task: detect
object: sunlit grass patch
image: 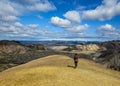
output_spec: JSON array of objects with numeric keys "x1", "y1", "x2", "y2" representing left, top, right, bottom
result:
[{"x1": 0, "y1": 55, "x2": 120, "y2": 86}]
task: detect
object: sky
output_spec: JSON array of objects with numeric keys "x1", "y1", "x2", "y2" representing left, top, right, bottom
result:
[{"x1": 0, "y1": 0, "x2": 120, "y2": 41}]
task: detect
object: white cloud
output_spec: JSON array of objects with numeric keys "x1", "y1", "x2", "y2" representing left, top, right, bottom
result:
[
  {"x1": 0, "y1": 21, "x2": 72, "y2": 40},
  {"x1": 14, "y1": 22, "x2": 23, "y2": 27},
  {"x1": 0, "y1": 0, "x2": 20, "y2": 22},
  {"x1": 64, "y1": 10, "x2": 81, "y2": 23},
  {"x1": 0, "y1": 22, "x2": 49, "y2": 40},
  {"x1": 0, "y1": 15, "x2": 19, "y2": 22},
  {"x1": 27, "y1": 24, "x2": 39, "y2": 29},
  {"x1": 10, "y1": 0, "x2": 56, "y2": 12},
  {"x1": 0, "y1": 24, "x2": 16, "y2": 32},
  {"x1": 0, "y1": 0, "x2": 20, "y2": 15},
  {"x1": 50, "y1": 15, "x2": 89, "y2": 33},
  {"x1": 0, "y1": 0, "x2": 56, "y2": 22},
  {"x1": 66, "y1": 24, "x2": 89, "y2": 32},
  {"x1": 98, "y1": 24, "x2": 115, "y2": 31},
  {"x1": 0, "y1": 0, "x2": 57, "y2": 40},
  {"x1": 24, "y1": 0, "x2": 56, "y2": 12},
  {"x1": 98, "y1": 24, "x2": 120, "y2": 37},
  {"x1": 51, "y1": 16, "x2": 71, "y2": 28},
  {"x1": 82, "y1": 0, "x2": 120, "y2": 21}
]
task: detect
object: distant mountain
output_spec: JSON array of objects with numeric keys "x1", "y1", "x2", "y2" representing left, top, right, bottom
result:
[
  {"x1": 35, "y1": 40, "x2": 100, "y2": 46},
  {"x1": 0, "y1": 40, "x2": 28, "y2": 54},
  {"x1": 0, "y1": 40, "x2": 48, "y2": 54},
  {"x1": 23, "y1": 42, "x2": 48, "y2": 51},
  {"x1": 58, "y1": 44, "x2": 101, "y2": 51},
  {"x1": 98, "y1": 40, "x2": 120, "y2": 50}
]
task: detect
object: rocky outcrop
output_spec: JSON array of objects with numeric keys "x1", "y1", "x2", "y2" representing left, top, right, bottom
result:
[
  {"x1": 76, "y1": 44, "x2": 101, "y2": 51},
  {"x1": 63, "y1": 44, "x2": 101, "y2": 51}
]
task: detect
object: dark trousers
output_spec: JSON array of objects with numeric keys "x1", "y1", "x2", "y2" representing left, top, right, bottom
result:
[{"x1": 74, "y1": 61, "x2": 78, "y2": 68}]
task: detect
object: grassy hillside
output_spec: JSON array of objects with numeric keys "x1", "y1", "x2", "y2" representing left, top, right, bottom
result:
[{"x1": 0, "y1": 55, "x2": 120, "y2": 86}]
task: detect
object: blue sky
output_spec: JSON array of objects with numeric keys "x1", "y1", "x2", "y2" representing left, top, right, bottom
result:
[{"x1": 0, "y1": 0, "x2": 120, "y2": 41}]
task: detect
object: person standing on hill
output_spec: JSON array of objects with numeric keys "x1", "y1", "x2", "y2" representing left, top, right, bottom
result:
[{"x1": 74, "y1": 54, "x2": 79, "y2": 68}]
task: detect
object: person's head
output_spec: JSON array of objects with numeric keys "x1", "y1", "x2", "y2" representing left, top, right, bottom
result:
[{"x1": 75, "y1": 53, "x2": 77, "y2": 56}]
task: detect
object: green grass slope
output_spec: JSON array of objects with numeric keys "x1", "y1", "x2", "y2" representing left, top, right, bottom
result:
[{"x1": 0, "y1": 55, "x2": 120, "y2": 86}]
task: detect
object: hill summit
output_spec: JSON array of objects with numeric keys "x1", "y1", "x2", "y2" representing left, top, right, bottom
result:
[{"x1": 0, "y1": 55, "x2": 120, "y2": 86}]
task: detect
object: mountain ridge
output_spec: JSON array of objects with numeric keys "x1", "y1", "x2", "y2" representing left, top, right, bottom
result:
[{"x1": 0, "y1": 55, "x2": 120, "y2": 86}]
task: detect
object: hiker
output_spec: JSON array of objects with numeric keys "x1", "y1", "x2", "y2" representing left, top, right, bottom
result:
[{"x1": 74, "y1": 54, "x2": 79, "y2": 68}]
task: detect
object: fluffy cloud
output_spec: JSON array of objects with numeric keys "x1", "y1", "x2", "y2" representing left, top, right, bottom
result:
[
  {"x1": 82, "y1": 0, "x2": 120, "y2": 21},
  {"x1": 0, "y1": 0, "x2": 56, "y2": 22},
  {"x1": 50, "y1": 15, "x2": 89, "y2": 33},
  {"x1": 0, "y1": 16, "x2": 19, "y2": 22},
  {"x1": 51, "y1": 16, "x2": 71, "y2": 28},
  {"x1": 0, "y1": 0, "x2": 57, "y2": 40},
  {"x1": 64, "y1": 10, "x2": 81, "y2": 23},
  {"x1": 98, "y1": 24, "x2": 115, "y2": 31},
  {"x1": 12, "y1": 0, "x2": 56, "y2": 12},
  {"x1": 50, "y1": 0, "x2": 120, "y2": 40},
  {"x1": 0, "y1": 21, "x2": 73, "y2": 40},
  {"x1": 0, "y1": 0, "x2": 20, "y2": 15},
  {"x1": 0, "y1": 0, "x2": 20, "y2": 22},
  {"x1": 27, "y1": 24, "x2": 39, "y2": 29},
  {"x1": 62, "y1": 0, "x2": 120, "y2": 22},
  {"x1": 98, "y1": 24, "x2": 120, "y2": 37},
  {"x1": 27, "y1": 1, "x2": 56, "y2": 12},
  {"x1": 14, "y1": 22, "x2": 23, "y2": 27},
  {"x1": 0, "y1": 22, "x2": 56, "y2": 40},
  {"x1": 66, "y1": 24, "x2": 89, "y2": 32}
]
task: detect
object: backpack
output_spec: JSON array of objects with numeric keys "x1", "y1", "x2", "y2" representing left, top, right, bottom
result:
[{"x1": 74, "y1": 57, "x2": 79, "y2": 62}]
